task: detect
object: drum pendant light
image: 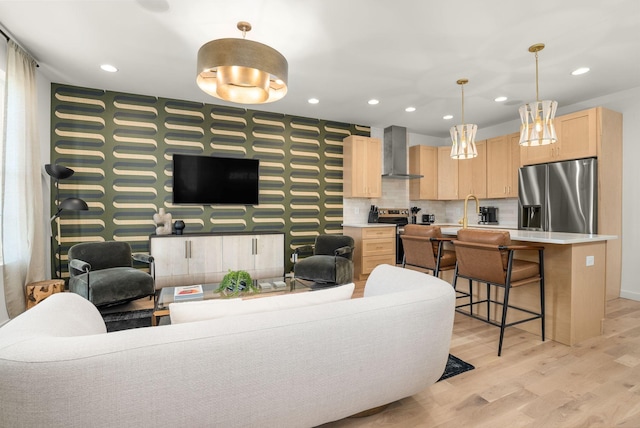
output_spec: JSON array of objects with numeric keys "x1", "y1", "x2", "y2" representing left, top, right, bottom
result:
[
  {"x1": 196, "y1": 21, "x2": 288, "y2": 104},
  {"x1": 450, "y1": 79, "x2": 478, "y2": 160},
  {"x1": 519, "y1": 43, "x2": 558, "y2": 146}
]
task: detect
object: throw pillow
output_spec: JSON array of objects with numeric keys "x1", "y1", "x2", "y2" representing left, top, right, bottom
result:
[{"x1": 169, "y1": 282, "x2": 355, "y2": 324}]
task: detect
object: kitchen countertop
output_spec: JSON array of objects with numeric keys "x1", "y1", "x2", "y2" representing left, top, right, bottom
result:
[
  {"x1": 342, "y1": 222, "x2": 617, "y2": 244},
  {"x1": 440, "y1": 226, "x2": 617, "y2": 245},
  {"x1": 342, "y1": 223, "x2": 398, "y2": 228}
]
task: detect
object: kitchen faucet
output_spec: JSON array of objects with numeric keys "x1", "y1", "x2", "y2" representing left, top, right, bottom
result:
[{"x1": 460, "y1": 194, "x2": 480, "y2": 229}]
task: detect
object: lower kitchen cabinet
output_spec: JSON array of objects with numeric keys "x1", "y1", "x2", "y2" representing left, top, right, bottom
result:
[
  {"x1": 343, "y1": 225, "x2": 396, "y2": 280},
  {"x1": 150, "y1": 233, "x2": 284, "y2": 288}
]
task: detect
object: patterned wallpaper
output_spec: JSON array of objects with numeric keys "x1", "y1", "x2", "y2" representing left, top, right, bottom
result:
[{"x1": 50, "y1": 84, "x2": 370, "y2": 277}]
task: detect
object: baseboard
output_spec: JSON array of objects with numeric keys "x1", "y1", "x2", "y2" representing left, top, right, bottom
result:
[{"x1": 619, "y1": 289, "x2": 640, "y2": 302}]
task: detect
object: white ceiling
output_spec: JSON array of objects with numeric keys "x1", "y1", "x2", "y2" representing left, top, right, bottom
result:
[{"x1": 1, "y1": 0, "x2": 639, "y2": 137}]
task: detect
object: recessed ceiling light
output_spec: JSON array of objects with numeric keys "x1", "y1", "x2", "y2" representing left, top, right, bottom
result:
[
  {"x1": 405, "y1": 107, "x2": 416, "y2": 112},
  {"x1": 308, "y1": 98, "x2": 319, "y2": 104},
  {"x1": 100, "y1": 64, "x2": 118, "y2": 73},
  {"x1": 494, "y1": 96, "x2": 508, "y2": 102},
  {"x1": 368, "y1": 99, "x2": 379, "y2": 105},
  {"x1": 443, "y1": 114, "x2": 453, "y2": 120},
  {"x1": 571, "y1": 67, "x2": 590, "y2": 76}
]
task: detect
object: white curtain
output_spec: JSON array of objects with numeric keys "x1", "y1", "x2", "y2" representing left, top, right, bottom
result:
[{"x1": 0, "y1": 40, "x2": 45, "y2": 319}]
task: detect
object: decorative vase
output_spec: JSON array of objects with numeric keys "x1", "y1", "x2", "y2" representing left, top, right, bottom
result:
[{"x1": 174, "y1": 220, "x2": 185, "y2": 235}]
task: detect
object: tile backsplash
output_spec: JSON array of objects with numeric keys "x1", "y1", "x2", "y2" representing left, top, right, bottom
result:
[
  {"x1": 343, "y1": 178, "x2": 409, "y2": 224},
  {"x1": 344, "y1": 179, "x2": 519, "y2": 228}
]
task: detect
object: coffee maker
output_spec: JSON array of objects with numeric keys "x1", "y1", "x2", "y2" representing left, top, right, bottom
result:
[{"x1": 478, "y1": 206, "x2": 498, "y2": 224}]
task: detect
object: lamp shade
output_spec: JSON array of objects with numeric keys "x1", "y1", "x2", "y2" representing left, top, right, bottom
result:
[
  {"x1": 59, "y1": 197, "x2": 89, "y2": 211},
  {"x1": 196, "y1": 22, "x2": 288, "y2": 104},
  {"x1": 519, "y1": 43, "x2": 558, "y2": 146},
  {"x1": 450, "y1": 78, "x2": 478, "y2": 160},
  {"x1": 450, "y1": 124, "x2": 478, "y2": 159},
  {"x1": 45, "y1": 164, "x2": 74, "y2": 179},
  {"x1": 519, "y1": 100, "x2": 558, "y2": 146}
]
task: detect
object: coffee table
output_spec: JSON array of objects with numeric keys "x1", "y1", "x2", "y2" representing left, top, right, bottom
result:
[{"x1": 152, "y1": 274, "x2": 308, "y2": 325}]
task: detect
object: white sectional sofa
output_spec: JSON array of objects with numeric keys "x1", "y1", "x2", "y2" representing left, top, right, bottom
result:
[{"x1": 0, "y1": 264, "x2": 455, "y2": 428}]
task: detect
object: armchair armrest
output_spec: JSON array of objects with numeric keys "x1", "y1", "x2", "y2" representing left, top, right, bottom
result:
[
  {"x1": 334, "y1": 245, "x2": 352, "y2": 257},
  {"x1": 132, "y1": 253, "x2": 154, "y2": 264},
  {"x1": 294, "y1": 245, "x2": 315, "y2": 256},
  {"x1": 69, "y1": 258, "x2": 91, "y2": 273}
]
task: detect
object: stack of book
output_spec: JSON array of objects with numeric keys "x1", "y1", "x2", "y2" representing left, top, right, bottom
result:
[{"x1": 173, "y1": 285, "x2": 204, "y2": 301}]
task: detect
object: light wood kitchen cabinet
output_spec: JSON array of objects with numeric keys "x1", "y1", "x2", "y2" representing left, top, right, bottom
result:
[
  {"x1": 457, "y1": 140, "x2": 486, "y2": 198},
  {"x1": 343, "y1": 135, "x2": 382, "y2": 198},
  {"x1": 343, "y1": 225, "x2": 396, "y2": 280},
  {"x1": 409, "y1": 145, "x2": 437, "y2": 200},
  {"x1": 486, "y1": 134, "x2": 520, "y2": 198},
  {"x1": 521, "y1": 108, "x2": 598, "y2": 165},
  {"x1": 437, "y1": 146, "x2": 458, "y2": 200}
]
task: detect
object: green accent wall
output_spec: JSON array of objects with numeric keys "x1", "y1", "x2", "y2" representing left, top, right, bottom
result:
[{"x1": 50, "y1": 83, "x2": 370, "y2": 277}]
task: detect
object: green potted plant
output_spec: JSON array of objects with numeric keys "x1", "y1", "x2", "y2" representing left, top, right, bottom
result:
[{"x1": 216, "y1": 270, "x2": 256, "y2": 296}]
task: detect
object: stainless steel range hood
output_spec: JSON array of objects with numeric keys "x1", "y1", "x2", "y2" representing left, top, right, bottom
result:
[{"x1": 382, "y1": 125, "x2": 423, "y2": 179}]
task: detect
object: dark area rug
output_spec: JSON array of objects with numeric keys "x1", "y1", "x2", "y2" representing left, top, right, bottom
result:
[
  {"x1": 438, "y1": 354, "x2": 475, "y2": 381},
  {"x1": 101, "y1": 309, "x2": 152, "y2": 332}
]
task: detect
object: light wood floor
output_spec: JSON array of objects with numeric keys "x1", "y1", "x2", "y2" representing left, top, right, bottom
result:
[{"x1": 323, "y1": 282, "x2": 640, "y2": 427}]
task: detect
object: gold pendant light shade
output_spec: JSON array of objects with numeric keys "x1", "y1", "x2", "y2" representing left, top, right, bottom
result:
[
  {"x1": 196, "y1": 22, "x2": 288, "y2": 104},
  {"x1": 450, "y1": 79, "x2": 478, "y2": 160},
  {"x1": 519, "y1": 43, "x2": 557, "y2": 146}
]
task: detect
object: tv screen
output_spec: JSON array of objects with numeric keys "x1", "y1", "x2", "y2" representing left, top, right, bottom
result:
[{"x1": 172, "y1": 154, "x2": 259, "y2": 205}]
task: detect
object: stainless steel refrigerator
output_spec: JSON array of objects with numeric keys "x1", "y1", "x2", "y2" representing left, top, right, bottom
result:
[{"x1": 518, "y1": 158, "x2": 597, "y2": 234}]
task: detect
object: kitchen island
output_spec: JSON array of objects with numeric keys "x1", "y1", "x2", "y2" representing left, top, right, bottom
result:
[{"x1": 439, "y1": 226, "x2": 617, "y2": 346}]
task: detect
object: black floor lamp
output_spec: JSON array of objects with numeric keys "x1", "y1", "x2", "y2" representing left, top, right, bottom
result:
[{"x1": 45, "y1": 164, "x2": 89, "y2": 279}]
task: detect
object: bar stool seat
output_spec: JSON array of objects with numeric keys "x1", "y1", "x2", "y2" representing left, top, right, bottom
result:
[
  {"x1": 452, "y1": 228, "x2": 545, "y2": 356},
  {"x1": 400, "y1": 225, "x2": 456, "y2": 278}
]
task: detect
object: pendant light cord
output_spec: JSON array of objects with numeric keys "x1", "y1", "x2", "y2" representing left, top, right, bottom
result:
[
  {"x1": 535, "y1": 50, "x2": 540, "y2": 102},
  {"x1": 461, "y1": 83, "x2": 465, "y2": 125}
]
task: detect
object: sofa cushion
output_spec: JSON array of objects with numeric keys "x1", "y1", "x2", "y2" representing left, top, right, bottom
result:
[
  {"x1": 69, "y1": 267, "x2": 155, "y2": 307},
  {"x1": 169, "y1": 282, "x2": 355, "y2": 324}
]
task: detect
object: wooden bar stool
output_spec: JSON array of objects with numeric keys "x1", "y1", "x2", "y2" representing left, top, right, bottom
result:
[
  {"x1": 400, "y1": 225, "x2": 456, "y2": 278},
  {"x1": 451, "y1": 229, "x2": 545, "y2": 356}
]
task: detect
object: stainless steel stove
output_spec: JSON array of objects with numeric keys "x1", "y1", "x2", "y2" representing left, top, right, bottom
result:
[{"x1": 376, "y1": 208, "x2": 410, "y2": 264}]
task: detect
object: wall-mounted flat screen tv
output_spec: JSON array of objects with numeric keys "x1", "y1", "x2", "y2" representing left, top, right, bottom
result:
[{"x1": 172, "y1": 154, "x2": 259, "y2": 205}]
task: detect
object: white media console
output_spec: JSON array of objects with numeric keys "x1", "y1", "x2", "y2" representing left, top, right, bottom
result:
[{"x1": 149, "y1": 232, "x2": 285, "y2": 288}]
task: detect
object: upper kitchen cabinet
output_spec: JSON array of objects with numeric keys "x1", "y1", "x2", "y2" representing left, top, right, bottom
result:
[
  {"x1": 457, "y1": 140, "x2": 486, "y2": 199},
  {"x1": 409, "y1": 145, "x2": 437, "y2": 200},
  {"x1": 437, "y1": 146, "x2": 459, "y2": 200},
  {"x1": 521, "y1": 108, "x2": 597, "y2": 165},
  {"x1": 343, "y1": 135, "x2": 382, "y2": 198},
  {"x1": 486, "y1": 134, "x2": 520, "y2": 198}
]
